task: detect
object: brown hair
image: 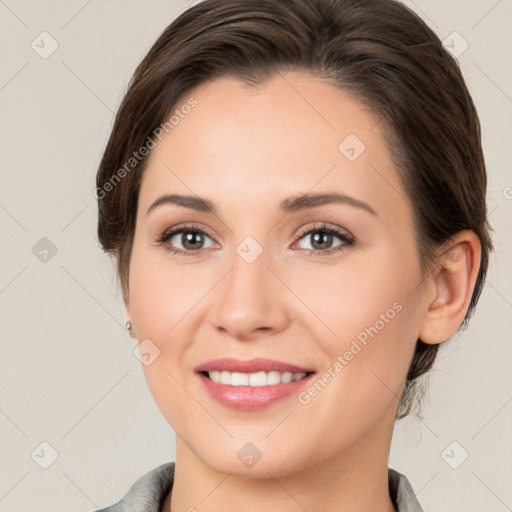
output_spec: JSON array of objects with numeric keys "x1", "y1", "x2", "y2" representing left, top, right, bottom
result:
[{"x1": 96, "y1": 0, "x2": 493, "y2": 418}]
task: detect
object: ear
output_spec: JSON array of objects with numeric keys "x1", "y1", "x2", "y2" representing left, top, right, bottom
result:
[
  {"x1": 419, "y1": 230, "x2": 482, "y2": 345},
  {"x1": 123, "y1": 291, "x2": 137, "y2": 338}
]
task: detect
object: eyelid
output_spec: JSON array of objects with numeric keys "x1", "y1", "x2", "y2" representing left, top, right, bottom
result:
[
  {"x1": 156, "y1": 221, "x2": 355, "y2": 256},
  {"x1": 294, "y1": 222, "x2": 355, "y2": 243},
  {"x1": 156, "y1": 222, "x2": 217, "y2": 244}
]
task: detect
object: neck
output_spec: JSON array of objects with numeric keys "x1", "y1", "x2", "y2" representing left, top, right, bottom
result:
[{"x1": 165, "y1": 414, "x2": 397, "y2": 512}]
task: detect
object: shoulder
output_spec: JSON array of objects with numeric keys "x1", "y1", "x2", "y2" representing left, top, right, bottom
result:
[
  {"x1": 388, "y1": 467, "x2": 424, "y2": 512},
  {"x1": 90, "y1": 461, "x2": 176, "y2": 512}
]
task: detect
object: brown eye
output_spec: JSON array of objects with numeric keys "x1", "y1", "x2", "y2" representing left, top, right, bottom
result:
[
  {"x1": 176, "y1": 230, "x2": 207, "y2": 250},
  {"x1": 157, "y1": 224, "x2": 216, "y2": 256},
  {"x1": 294, "y1": 224, "x2": 355, "y2": 255}
]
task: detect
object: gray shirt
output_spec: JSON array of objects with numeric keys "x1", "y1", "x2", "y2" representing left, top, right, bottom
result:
[{"x1": 92, "y1": 462, "x2": 424, "y2": 512}]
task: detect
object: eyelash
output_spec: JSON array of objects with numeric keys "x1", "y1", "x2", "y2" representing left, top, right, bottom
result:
[{"x1": 155, "y1": 223, "x2": 355, "y2": 257}]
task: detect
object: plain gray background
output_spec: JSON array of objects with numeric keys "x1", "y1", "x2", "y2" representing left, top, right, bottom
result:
[{"x1": 1, "y1": 0, "x2": 511, "y2": 510}]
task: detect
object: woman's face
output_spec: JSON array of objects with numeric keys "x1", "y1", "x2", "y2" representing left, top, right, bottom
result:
[{"x1": 126, "y1": 72, "x2": 430, "y2": 476}]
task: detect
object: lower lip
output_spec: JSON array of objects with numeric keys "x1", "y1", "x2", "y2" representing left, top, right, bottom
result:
[{"x1": 197, "y1": 372, "x2": 315, "y2": 411}]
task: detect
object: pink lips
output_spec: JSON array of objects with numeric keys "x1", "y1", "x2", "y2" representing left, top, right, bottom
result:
[
  {"x1": 195, "y1": 357, "x2": 316, "y2": 411},
  {"x1": 194, "y1": 357, "x2": 315, "y2": 374}
]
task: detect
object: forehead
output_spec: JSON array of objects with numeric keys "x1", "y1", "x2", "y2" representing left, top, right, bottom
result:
[{"x1": 139, "y1": 72, "x2": 409, "y2": 222}]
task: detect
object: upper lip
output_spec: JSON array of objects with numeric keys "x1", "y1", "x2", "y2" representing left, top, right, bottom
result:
[{"x1": 194, "y1": 357, "x2": 315, "y2": 374}]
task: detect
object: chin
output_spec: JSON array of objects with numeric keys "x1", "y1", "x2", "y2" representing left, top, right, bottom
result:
[{"x1": 195, "y1": 441, "x2": 307, "y2": 479}]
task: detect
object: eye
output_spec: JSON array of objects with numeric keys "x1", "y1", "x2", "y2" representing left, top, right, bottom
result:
[
  {"x1": 156, "y1": 222, "x2": 355, "y2": 257},
  {"x1": 156, "y1": 224, "x2": 217, "y2": 256},
  {"x1": 293, "y1": 223, "x2": 355, "y2": 255}
]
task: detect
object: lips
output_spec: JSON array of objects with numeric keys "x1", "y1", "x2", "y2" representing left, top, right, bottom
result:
[
  {"x1": 194, "y1": 357, "x2": 316, "y2": 411},
  {"x1": 194, "y1": 357, "x2": 315, "y2": 374}
]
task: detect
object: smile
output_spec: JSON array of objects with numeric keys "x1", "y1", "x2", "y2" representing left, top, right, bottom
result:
[{"x1": 204, "y1": 370, "x2": 311, "y2": 386}]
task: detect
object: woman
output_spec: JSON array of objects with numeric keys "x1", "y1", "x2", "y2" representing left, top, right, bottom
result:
[{"x1": 93, "y1": 0, "x2": 493, "y2": 510}]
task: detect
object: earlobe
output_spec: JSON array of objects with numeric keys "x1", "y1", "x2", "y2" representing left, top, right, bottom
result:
[
  {"x1": 419, "y1": 230, "x2": 482, "y2": 345},
  {"x1": 123, "y1": 287, "x2": 135, "y2": 338}
]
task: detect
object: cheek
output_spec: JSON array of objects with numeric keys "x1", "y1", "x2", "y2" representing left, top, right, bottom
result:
[
  {"x1": 289, "y1": 243, "x2": 420, "y2": 349},
  {"x1": 128, "y1": 242, "x2": 208, "y2": 338},
  {"x1": 127, "y1": 245, "x2": 212, "y2": 423},
  {"x1": 296, "y1": 248, "x2": 422, "y2": 405}
]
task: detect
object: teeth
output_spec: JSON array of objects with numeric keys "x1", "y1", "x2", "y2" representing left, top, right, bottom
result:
[{"x1": 207, "y1": 370, "x2": 307, "y2": 386}]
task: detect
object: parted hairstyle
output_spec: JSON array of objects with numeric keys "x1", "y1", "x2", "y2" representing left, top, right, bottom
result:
[{"x1": 96, "y1": 0, "x2": 493, "y2": 419}]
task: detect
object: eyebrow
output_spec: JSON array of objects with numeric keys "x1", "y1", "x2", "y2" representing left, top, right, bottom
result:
[{"x1": 146, "y1": 192, "x2": 377, "y2": 217}]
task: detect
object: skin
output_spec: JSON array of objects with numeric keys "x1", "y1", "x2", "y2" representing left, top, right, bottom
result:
[{"x1": 124, "y1": 72, "x2": 481, "y2": 512}]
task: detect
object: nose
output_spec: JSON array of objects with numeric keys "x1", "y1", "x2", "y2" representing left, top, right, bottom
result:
[{"x1": 210, "y1": 247, "x2": 289, "y2": 341}]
